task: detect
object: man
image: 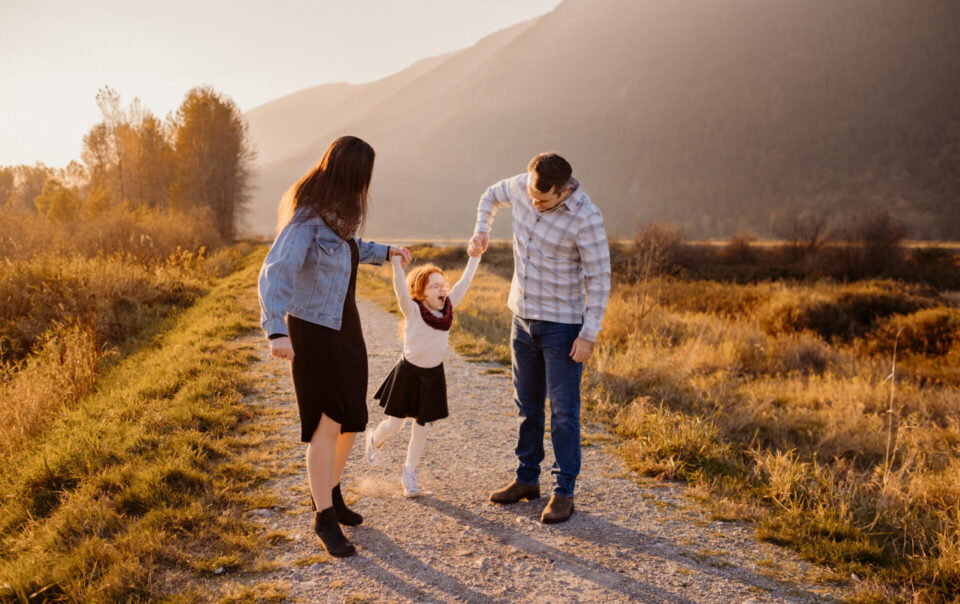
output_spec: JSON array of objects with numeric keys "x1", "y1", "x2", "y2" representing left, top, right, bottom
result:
[{"x1": 468, "y1": 152, "x2": 611, "y2": 524}]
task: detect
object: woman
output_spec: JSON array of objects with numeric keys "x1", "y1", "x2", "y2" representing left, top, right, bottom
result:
[{"x1": 258, "y1": 135, "x2": 410, "y2": 557}]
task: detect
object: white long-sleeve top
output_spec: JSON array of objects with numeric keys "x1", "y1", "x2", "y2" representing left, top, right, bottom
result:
[{"x1": 391, "y1": 255, "x2": 481, "y2": 368}]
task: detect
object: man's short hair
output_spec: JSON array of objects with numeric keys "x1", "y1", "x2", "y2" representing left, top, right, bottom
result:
[{"x1": 528, "y1": 152, "x2": 572, "y2": 194}]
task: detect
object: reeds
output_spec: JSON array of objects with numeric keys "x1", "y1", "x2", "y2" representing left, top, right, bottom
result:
[
  {"x1": 593, "y1": 273, "x2": 960, "y2": 601},
  {"x1": 361, "y1": 241, "x2": 960, "y2": 601},
  {"x1": 0, "y1": 208, "x2": 245, "y2": 458}
]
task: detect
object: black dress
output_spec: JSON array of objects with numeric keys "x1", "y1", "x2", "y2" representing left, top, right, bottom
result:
[{"x1": 288, "y1": 239, "x2": 368, "y2": 441}]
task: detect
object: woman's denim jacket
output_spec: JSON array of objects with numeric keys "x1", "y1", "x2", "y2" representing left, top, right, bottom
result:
[{"x1": 258, "y1": 208, "x2": 388, "y2": 338}]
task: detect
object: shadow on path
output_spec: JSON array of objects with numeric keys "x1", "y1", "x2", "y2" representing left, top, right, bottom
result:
[
  {"x1": 414, "y1": 496, "x2": 697, "y2": 604},
  {"x1": 417, "y1": 495, "x2": 829, "y2": 603},
  {"x1": 349, "y1": 524, "x2": 501, "y2": 604}
]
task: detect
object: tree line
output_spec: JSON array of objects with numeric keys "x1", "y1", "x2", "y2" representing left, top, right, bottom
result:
[{"x1": 0, "y1": 86, "x2": 255, "y2": 240}]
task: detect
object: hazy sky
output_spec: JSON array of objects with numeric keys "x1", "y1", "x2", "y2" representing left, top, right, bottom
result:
[{"x1": 0, "y1": 0, "x2": 562, "y2": 168}]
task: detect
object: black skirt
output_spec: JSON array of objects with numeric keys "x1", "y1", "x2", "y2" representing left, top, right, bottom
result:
[
  {"x1": 374, "y1": 357, "x2": 448, "y2": 425},
  {"x1": 287, "y1": 239, "x2": 368, "y2": 440}
]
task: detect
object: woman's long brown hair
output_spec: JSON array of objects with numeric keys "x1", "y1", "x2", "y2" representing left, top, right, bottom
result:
[{"x1": 276, "y1": 135, "x2": 375, "y2": 234}]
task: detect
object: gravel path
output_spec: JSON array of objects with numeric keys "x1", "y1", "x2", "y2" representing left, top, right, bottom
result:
[{"x1": 221, "y1": 298, "x2": 847, "y2": 603}]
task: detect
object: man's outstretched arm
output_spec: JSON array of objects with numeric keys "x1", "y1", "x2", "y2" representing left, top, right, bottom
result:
[{"x1": 471, "y1": 175, "x2": 522, "y2": 253}]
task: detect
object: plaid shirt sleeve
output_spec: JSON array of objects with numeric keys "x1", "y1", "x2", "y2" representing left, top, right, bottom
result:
[
  {"x1": 576, "y1": 210, "x2": 612, "y2": 342},
  {"x1": 475, "y1": 175, "x2": 522, "y2": 234}
]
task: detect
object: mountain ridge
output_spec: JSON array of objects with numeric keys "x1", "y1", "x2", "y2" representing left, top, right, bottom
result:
[{"x1": 245, "y1": 0, "x2": 960, "y2": 239}]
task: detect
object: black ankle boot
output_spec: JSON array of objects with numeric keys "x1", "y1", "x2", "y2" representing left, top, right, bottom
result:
[
  {"x1": 332, "y1": 483, "x2": 363, "y2": 526},
  {"x1": 313, "y1": 507, "x2": 356, "y2": 557}
]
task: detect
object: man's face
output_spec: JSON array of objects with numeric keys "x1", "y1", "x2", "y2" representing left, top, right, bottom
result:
[{"x1": 527, "y1": 171, "x2": 569, "y2": 212}]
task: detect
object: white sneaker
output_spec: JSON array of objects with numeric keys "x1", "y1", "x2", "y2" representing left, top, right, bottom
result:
[
  {"x1": 364, "y1": 429, "x2": 382, "y2": 467},
  {"x1": 401, "y1": 465, "x2": 420, "y2": 498}
]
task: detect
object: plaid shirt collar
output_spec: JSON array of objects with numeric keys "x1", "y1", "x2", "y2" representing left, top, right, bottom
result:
[{"x1": 535, "y1": 177, "x2": 582, "y2": 215}]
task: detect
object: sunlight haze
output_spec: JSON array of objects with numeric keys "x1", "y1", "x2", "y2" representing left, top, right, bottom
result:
[{"x1": 0, "y1": 0, "x2": 562, "y2": 168}]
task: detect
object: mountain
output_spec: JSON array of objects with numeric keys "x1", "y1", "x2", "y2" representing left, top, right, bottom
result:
[{"x1": 245, "y1": 0, "x2": 960, "y2": 240}]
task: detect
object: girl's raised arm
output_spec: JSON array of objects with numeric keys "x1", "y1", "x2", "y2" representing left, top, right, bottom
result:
[
  {"x1": 448, "y1": 255, "x2": 481, "y2": 308},
  {"x1": 391, "y1": 255, "x2": 419, "y2": 316}
]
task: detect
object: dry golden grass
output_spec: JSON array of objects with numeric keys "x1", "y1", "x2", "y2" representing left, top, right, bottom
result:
[
  {"x1": 0, "y1": 323, "x2": 99, "y2": 457},
  {"x1": 0, "y1": 208, "x2": 251, "y2": 459},
  {"x1": 362, "y1": 243, "x2": 960, "y2": 602},
  {"x1": 0, "y1": 246, "x2": 272, "y2": 601},
  {"x1": 0, "y1": 206, "x2": 222, "y2": 264},
  {"x1": 592, "y1": 275, "x2": 960, "y2": 602}
]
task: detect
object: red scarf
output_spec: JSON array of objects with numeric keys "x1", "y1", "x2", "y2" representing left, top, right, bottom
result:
[{"x1": 416, "y1": 298, "x2": 453, "y2": 331}]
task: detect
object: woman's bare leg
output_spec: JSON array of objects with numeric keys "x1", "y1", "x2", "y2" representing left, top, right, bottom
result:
[
  {"x1": 334, "y1": 432, "x2": 358, "y2": 484},
  {"x1": 306, "y1": 413, "x2": 340, "y2": 510}
]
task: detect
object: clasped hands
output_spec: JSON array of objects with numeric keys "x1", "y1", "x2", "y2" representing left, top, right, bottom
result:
[{"x1": 270, "y1": 237, "x2": 593, "y2": 362}]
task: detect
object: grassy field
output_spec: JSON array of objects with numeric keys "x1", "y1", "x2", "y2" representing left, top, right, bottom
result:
[
  {"x1": 359, "y1": 242, "x2": 960, "y2": 603},
  {"x1": 0, "y1": 209, "x2": 244, "y2": 458},
  {"x1": 0, "y1": 244, "x2": 285, "y2": 602},
  {"x1": 3, "y1": 228, "x2": 956, "y2": 601}
]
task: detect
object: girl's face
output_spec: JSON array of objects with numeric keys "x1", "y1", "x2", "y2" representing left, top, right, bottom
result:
[{"x1": 422, "y1": 272, "x2": 448, "y2": 311}]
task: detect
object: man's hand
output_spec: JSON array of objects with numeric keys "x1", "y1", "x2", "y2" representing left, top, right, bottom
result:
[
  {"x1": 468, "y1": 231, "x2": 489, "y2": 256},
  {"x1": 270, "y1": 336, "x2": 295, "y2": 361},
  {"x1": 569, "y1": 337, "x2": 594, "y2": 363},
  {"x1": 389, "y1": 246, "x2": 412, "y2": 267}
]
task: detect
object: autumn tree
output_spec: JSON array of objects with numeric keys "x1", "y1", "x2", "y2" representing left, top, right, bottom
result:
[
  {"x1": 81, "y1": 122, "x2": 113, "y2": 205},
  {"x1": 0, "y1": 167, "x2": 13, "y2": 207},
  {"x1": 171, "y1": 86, "x2": 255, "y2": 240},
  {"x1": 82, "y1": 89, "x2": 175, "y2": 212},
  {"x1": 83, "y1": 186, "x2": 111, "y2": 219},
  {"x1": 95, "y1": 86, "x2": 127, "y2": 204},
  {"x1": 34, "y1": 179, "x2": 82, "y2": 223},
  {"x1": 7, "y1": 164, "x2": 52, "y2": 213},
  {"x1": 134, "y1": 111, "x2": 173, "y2": 210}
]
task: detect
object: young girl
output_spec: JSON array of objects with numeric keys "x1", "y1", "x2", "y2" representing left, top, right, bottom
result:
[{"x1": 365, "y1": 247, "x2": 482, "y2": 495}]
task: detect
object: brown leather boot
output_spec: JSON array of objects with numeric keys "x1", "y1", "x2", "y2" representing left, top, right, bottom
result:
[
  {"x1": 540, "y1": 494, "x2": 574, "y2": 524},
  {"x1": 489, "y1": 480, "x2": 540, "y2": 504}
]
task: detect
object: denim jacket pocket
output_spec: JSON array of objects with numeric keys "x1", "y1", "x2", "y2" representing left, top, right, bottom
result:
[
  {"x1": 306, "y1": 235, "x2": 346, "y2": 308},
  {"x1": 315, "y1": 238, "x2": 341, "y2": 255}
]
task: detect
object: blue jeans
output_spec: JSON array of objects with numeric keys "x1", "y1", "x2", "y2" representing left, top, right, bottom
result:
[{"x1": 511, "y1": 316, "x2": 583, "y2": 497}]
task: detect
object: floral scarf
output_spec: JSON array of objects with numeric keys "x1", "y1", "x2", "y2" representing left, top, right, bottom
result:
[{"x1": 317, "y1": 205, "x2": 362, "y2": 240}]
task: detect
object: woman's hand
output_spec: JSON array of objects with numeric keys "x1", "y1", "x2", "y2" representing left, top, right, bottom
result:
[
  {"x1": 389, "y1": 246, "x2": 412, "y2": 267},
  {"x1": 270, "y1": 336, "x2": 295, "y2": 361}
]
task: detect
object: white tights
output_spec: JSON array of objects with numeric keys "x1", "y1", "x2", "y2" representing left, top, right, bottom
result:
[{"x1": 372, "y1": 417, "x2": 427, "y2": 470}]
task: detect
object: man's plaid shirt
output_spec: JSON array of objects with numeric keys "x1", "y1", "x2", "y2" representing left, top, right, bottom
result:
[{"x1": 475, "y1": 173, "x2": 611, "y2": 342}]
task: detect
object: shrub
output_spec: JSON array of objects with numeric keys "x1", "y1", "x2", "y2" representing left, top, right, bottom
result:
[
  {"x1": 759, "y1": 287, "x2": 933, "y2": 341},
  {"x1": 655, "y1": 279, "x2": 772, "y2": 317},
  {"x1": 630, "y1": 222, "x2": 685, "y2": 279},
  {"x1": 0, "y1": 254, "x2": 203, "y2": 365},
  {"x1": 734, "y1": 332, "x2": 837, "y2": 377},
  {"x1": 0, "y1": 323, "x2": 100, "y2": 457},
  {"x1": 834, "y1": 211, "x2": 908, "y2": 278},
  {"x1": 723, "y1": 230, "x2": 758, "y2": 264},
  {"x1": 0, "y1": 206, "x2": 222, "y2": 264},
  {"x1": 868, "y1": 308, "x2": 960, "y2": 357}
]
